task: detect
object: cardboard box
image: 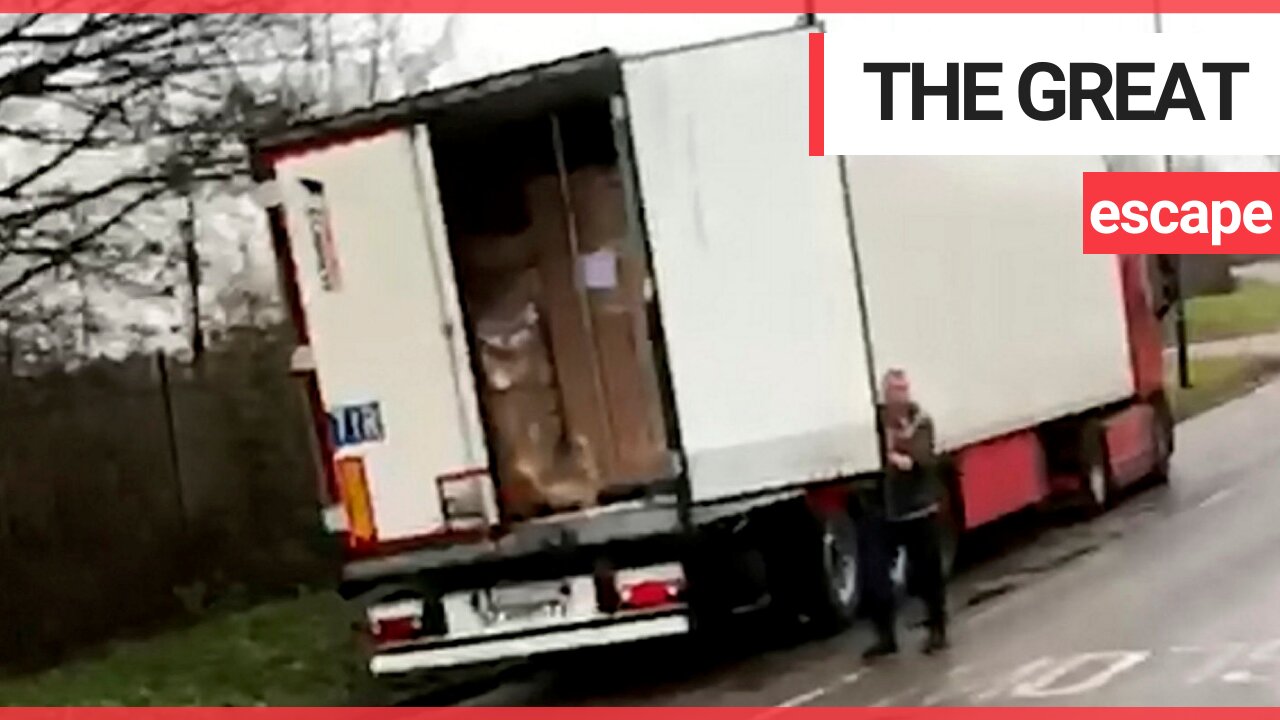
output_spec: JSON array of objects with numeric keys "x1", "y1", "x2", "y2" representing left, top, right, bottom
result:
[
  {"x1": 460, "y1": 167, "x2": 671, "y2": 517},
  {"x1": 566, "y1": 167, "x2": 671, "y2": 486},
  {"x1": 525, "y1": 175, "x2": 615, "y2": 487}
]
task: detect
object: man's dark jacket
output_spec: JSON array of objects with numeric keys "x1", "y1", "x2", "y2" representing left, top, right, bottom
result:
[{"x1": 861, "y1": 402, "x2": 942, "y2": 522}]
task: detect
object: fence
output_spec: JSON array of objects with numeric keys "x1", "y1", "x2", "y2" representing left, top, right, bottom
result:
[{"x1": 0, "y1": 327, "x2": 338, "y2": 669}]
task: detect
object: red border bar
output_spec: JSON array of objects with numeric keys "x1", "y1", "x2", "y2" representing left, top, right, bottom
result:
[
  {"x1": 809, "y1": 32, "x2": 824, "y2": 157},
  {"x1": 10, "y1": 0, "x2": 1280, "y2": 10}
]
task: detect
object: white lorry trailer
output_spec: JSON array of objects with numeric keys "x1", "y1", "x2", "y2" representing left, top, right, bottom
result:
[{"x1": 251, "y1": 26, "x2": 1175, "y2": 679}]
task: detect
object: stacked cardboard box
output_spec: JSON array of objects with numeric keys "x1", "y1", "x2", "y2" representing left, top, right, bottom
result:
[
  {"x1": 525, "y1": 176, "x2": 615, "y2": 494},
  {"x1": 458, "y1": 240, "x2": 597, "y2": 520},
  {"x1": 456, "y1": 165, "x2": 671, "y2": 520},
  {"x1": 564, "y1": 166, "x2": 671, "y2": 487}
]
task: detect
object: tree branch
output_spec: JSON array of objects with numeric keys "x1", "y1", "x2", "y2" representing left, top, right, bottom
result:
[
  {"x1": 0, "y1": 102, "x2": 118, "y2": 199},
  {"x1": 0, "y1": 183, "x2": 166, "y2": 301}
]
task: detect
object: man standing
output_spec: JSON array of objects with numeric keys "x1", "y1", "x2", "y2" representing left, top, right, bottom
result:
[{"x1": 861, "y1": 368, "x2": 949, "y2": 659}]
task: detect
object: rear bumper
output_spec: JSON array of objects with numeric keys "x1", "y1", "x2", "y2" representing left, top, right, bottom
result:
[{"x1": 369, "y1": 611, "x2": 691, "y2": 674}]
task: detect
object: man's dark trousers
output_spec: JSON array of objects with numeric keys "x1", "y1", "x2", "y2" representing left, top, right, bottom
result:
[{"x1": 860, "y1": 512, "x2": 947, "y2": 641}]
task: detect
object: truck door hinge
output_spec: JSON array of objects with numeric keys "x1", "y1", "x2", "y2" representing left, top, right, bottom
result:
[
  {"x1": 290, "y1": 345, "x2": 316, "y2": 374},
  {"x1": 610, "y1": 95, "x2": 628, "y2": 122}
]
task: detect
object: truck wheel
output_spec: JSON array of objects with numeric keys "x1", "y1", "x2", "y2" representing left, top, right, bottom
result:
[
  {"x1": 799, "y1": 509, "x2": 860, "y2": 634},
  {"x1": 1150, "y1": 395, "x2": 1174, "y2": 484},
  {"x1": 1079, "y1": 421, "x2": 1112, "y2": 513}
]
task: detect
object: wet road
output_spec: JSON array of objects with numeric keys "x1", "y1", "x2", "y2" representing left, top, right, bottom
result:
[{"x1": 457, "y1": 379, "x2": 1280, "y2": 706}]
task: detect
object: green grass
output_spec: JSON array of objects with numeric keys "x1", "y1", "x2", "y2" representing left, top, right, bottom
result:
[
  {"x1": 0, "y1": 592, "x2": 363, "y2": 706},
  {"x1": 1168, "y1": 355, "x2": 1280, "y2": 421},
  {"x1": 1186, "y1": 280, "x2": 1280, "y2": 344}
]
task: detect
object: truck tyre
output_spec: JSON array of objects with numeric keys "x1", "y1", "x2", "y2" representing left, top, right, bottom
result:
[
  {"x1": 1079, "y1": 420, "x2": 1113, "y2": 513},
  {"x1": 797, "y1": 509, "x2": 860, "y2": 634},
  {"x1": 1150, "y1": 395, "x2": 1175, "y2": 484}
]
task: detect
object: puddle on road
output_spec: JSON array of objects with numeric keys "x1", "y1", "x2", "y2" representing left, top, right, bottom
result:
[
  {"x1": 962, "y1": 543, "x2": 1102, "y2": 610},
  {"x1": 964, "y1": 582, "x2": 1016, "y2": 609},
  {"x1": 956, "y1": 486, "x2": 1172, "y2": 613}
]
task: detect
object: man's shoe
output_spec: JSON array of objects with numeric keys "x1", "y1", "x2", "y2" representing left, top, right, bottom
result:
[
  {"x1": 862, "y1": 638, "x2": 899, "y2": 660},
  {"x1": 922, "y1": 627, "x2": 949, "y2": 655}
]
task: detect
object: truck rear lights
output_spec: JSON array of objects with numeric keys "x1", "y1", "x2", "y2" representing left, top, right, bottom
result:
[
  {"x1": 367, "y1": 599, "x2": 427, "y2": 645},
  {"x1": 370, "y1": 616, "x2": 419, "y2": 644},
  {"x1": 619, "y1": 579, "x2": 683, "y2": 610},
  {"x1": 613, "y1": 563, "x2": 687, "y2": 611},
  {"x1": 336, "y1": 456, "x2": 377, "y2": 548}
]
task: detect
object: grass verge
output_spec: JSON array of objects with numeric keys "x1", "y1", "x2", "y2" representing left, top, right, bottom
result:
[
  {"x1": 0, "y1": 592, "x2": 362, "y2": 706},
  {"x1": 1186, "y1": 280, "x2": 1280, "y2": 344},
  {"x1": 1168, "y1": 354, "x2": 1280, "y2": 421}
]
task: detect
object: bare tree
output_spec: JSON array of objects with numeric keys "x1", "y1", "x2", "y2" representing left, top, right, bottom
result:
[
  {"x1": 0, "y1": 15, "x2": 298, "y2": 304},
  {"x1": 0, "y1": 13, "x2": 456, "y2": 364}
]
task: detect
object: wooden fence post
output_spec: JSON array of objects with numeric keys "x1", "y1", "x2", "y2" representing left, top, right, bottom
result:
[{"x1": 156, "y1": 351, "x2": 189, "y2": 528}]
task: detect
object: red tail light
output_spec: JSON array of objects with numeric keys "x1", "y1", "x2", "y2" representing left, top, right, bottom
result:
[
  {"x1": 367, "y1": 598, "x2": 427, "y2": 645},
  {"x1": 621, "y1": 580, "x2": 682, "y2": 610},
  {"x1": 370, "y1": 616, "x2": 419, "y2": 644}
]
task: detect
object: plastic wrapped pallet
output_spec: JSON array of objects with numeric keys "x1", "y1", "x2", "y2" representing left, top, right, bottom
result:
[{"x1": 466, "y1": 264, "x2": 598, "y2": 518}]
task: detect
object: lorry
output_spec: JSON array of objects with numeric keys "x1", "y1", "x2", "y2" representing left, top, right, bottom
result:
[{"x1": 249, "y1": 25, "x2": 1176, "y2": 681}]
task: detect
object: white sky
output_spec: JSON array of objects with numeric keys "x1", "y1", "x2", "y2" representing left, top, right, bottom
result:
[
  {"x1": 427, "y1": 11, "x2": 1280, "y2": 87},
  {"x1": 427, "y1": 14, "x2": 795, "y2": 84}
]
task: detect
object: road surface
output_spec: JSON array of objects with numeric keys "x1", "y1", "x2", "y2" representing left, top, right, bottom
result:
[
  {"x1": 450, "y1": 379, "x2": 1280, "y2": 707},
  {"x1": 1173, "y1": 332, "x2": 1280, "y2": 360}
]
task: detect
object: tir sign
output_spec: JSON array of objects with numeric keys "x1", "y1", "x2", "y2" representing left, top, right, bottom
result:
[{"x1": 330, "y1": 402, "x2": 386, "y2": 449}]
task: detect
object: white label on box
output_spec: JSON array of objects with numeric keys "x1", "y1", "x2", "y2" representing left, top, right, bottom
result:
[{"x1": 580, "y1": 249, "x2": 618, "y2": 290}]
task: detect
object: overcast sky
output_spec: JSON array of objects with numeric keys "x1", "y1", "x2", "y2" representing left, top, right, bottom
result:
[{"x1": 427, "y1": 12, "x2": 1280, "y2": 87}]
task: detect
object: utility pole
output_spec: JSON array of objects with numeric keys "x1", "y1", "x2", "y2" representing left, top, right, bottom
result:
[
  {"x1": 1154, "y1": 1, "x2": 1190, "y2": 388},
  {"x1": 180, "y1": 192, "x2": 204, "y2": 362}
]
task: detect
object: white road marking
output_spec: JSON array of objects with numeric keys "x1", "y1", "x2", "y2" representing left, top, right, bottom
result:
[
  {"x1": 921, "y1": 665, "x2": 975, "y2": 705},
  {"x1": 788, "y1": 638, "x2": 1280, "y2": 708},
  {"x1": 839, "y1": 670, "x2": 867, "y2": 685},
  {"x1": 1221, "y1": 670, "x2": 1259, "y2": 684},
  {"x1": 1247, "y1": 638, "x2": 1280, "y2": 663},
  {"x1": 1011, "y1": 650, "x2": 1151, "y2": 698},
  {"x1": 973, "y1": 657, "x2": 1058, "y2": 702},
  {"x1": 871, "y1": 685, "x2": 920, "y2": 707},
  {"x1": 776, "y1": 687, "x2": 830, "y2": 708},
  {"x1": 1195, "y1": 488, "x2": 1235, "y2": 509},
  {"x1": 1173, "y1": 642, "x2": 1248, "y2": 684},
  {"x1": 761, "y1": 669, "x2": 866, "y2": 713}
]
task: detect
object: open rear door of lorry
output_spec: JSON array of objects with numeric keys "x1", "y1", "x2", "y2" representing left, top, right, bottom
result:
[{"x1": 264, "y1": 128, "x2": 491, "y2": 548}]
